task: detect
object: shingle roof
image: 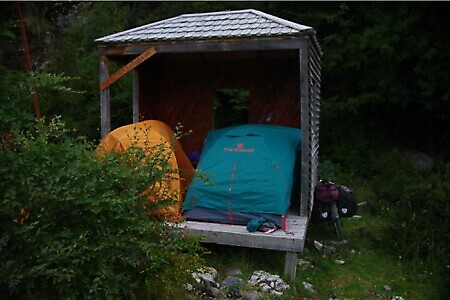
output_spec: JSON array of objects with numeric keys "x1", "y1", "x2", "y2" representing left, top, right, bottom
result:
[{"x1": 95, "y1": 9, "x2": 312, "y2": 43}]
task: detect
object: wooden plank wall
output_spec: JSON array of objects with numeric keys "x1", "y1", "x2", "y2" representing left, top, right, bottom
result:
[
  {"x1": 138, "y1": 50, "x2": 300, "y2": 155},
  {"x1": 307, "y1": 42, "x2": 322, "y2": 217}
]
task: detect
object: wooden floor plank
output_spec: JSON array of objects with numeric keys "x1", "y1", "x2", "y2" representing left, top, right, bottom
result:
[{"x1": 180, "y1": 214, "x2": 308, "y2": 252}]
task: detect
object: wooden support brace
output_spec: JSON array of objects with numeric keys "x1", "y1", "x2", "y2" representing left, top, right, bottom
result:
[
  {"x1": 100, "y1": 47, "x2": 156, "y2": 90},
  {"x1": 284, "y1": 251, "x2": 298, "y2": 281}
]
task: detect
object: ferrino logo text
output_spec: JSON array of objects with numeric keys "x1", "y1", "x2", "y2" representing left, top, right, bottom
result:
[{"x1": 223, "y1": 142, "x2": 255, "y2": 153}]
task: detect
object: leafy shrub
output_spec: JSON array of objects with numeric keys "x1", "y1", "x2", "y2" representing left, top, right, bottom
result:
[
  {"x1": 0, "y1": 119, "x2": 204, "y2": 299},
  {"x1": 319, "y1": 136, "x2": 449, "y2": 297},
  {"x1": 387, "y1": 163, "x2": 450, "y2": 264}
]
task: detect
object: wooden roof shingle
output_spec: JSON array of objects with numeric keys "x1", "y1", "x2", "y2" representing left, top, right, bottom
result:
[{"x1": 95, "y1": 9, "x2": 312, "y2": 43}]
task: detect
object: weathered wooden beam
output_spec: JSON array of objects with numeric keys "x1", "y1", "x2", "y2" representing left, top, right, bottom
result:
[
  {"x1": 284, "y1": 252, "x2": 298, "y2": 281},
  {"x1": 100, "y1": 55, "x2": 111, "y2": 138},
  {"x1": 98, "y1": 38, "x2": 309, "y2": 56},
  {"x1": 299, "y1": 46, "x2": 311, "y2": 217},
  {"x1": 100, "y1": 47, "x2": 156, "y2": 90}
]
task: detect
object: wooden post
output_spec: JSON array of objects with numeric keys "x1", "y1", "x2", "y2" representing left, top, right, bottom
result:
[
  {"x1": 100, "y1": 55, "x2": 111, "y2": 138},
  {"x1": 299, "y1": 46, "x2": 311, "y2": 217},
  {"x1": 132, "y1": 69, "x2": 139, "y2": 123},
  {"x1": 284, "y1": 252, "x2": 298, "y2": 281}
]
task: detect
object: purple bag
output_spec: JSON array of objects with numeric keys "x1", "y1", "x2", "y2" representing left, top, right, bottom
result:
[{"x1": 315, "y1": 181, "x2": 339, "y2": 203}]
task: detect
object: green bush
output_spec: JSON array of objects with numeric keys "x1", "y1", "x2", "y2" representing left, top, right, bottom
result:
[
  {"x1": 319, "y1": 141, "x2": 450, "y2": 297},
  {"x1": 387, "y1": 163, "x2": 450, "y2": 263},
  {"x1": 0, "y1": 119, "x2": 204, "y2": 299}
]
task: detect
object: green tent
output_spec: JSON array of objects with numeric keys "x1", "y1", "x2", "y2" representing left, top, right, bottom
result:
[{"x1": 183, "y1": 124, "x2": 301, "y2": 228}]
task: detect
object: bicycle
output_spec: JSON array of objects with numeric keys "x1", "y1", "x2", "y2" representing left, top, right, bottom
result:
[{"x1": 313, "y1": 179, "x2": 343, "y2": 241}]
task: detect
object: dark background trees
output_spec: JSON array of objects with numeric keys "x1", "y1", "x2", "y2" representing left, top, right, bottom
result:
[{"x1": 1, "y1": 1, "x2": 448, "y2": 159}]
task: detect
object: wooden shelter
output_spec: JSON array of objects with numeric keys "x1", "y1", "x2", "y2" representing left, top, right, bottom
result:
[{"x1": 96, "y1": 9, "x2": 321, "y2": 280}]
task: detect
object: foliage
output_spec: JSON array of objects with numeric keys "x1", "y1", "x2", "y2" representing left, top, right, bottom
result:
[
  {"x1": 0, "y1": 67, "x2": 35, "y2": 135},
  {"x1": 317, "y1": 146, "x2": 450, "y2": 298},
  {"x1": 42, "y1": 2, "x2": 136, "y2": 141},
  {"x1": 300, "y1": 213, "x2": 443, "y2": 300},
  {"x1": 213, "y1": 89, "x2": 250, "y2": 129},
  {"x1": 3, "y1": 2, "x2": 449, "y2": 155},
  {"x1": 387, "y1": 163, "x2": 450, "y2": 264},
  {"x1": 314, "y1": 2, "x2": 450, "y2": 159},
  {"x1": 0, "y1": 67, "x2": 80, "y2": 137},
  {"x1": 0, "y1": 118, "x2": 204, "y2": 299}
]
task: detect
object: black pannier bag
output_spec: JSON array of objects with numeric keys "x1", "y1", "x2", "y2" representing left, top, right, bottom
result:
[
  {"x1": 311, "y1": 200, "x2": 331, "y2": 222},
  {"x1": 337, "y1": 186, "x2": 358, "y2": 217},
  {"x1": 312, "y1": 181, "x2": 338, "y2": 222}
]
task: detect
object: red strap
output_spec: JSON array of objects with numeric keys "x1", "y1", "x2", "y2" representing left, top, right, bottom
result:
[{"x1": 228, "y1": 162, "x2": 238, "y2": 224}]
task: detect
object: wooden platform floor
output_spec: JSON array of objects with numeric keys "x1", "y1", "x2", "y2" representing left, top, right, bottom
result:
[
  {"x1": 180, "y1": 213, "x2": 308, "y2": 252},
  {"x1": 179, "y1": 212, "x2": 308, "y2": 280}
]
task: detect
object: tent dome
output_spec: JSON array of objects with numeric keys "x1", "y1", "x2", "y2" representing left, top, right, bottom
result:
[{"x1": 98, "y1": 120, "x2": 194, "y2": 222}]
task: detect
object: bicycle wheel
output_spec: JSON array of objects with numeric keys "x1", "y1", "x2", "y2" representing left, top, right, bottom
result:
[{"x1": 330, "y1": 202, "x2": 343, "y2": 241}]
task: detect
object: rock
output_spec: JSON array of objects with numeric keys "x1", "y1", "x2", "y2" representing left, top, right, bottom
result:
[
  {"x1": 222, "y1": 276, "x2": 245, "y2": 298},
  {"x1": 260, "y1": 284, "x2": 271, "y2": 293},
  {"x1": 192, "y1": 267, "x2": 218, "y2": 286},
  {"x1": 242, "y1": 291, "x2": 260, "y2": 300},
  {"x1": 222, "y1": 276, "x2": 245, "y2": 289},
  {"x1": 334, "y1": 259, "x2": 345, "y2": 265},
  {"x1": 298, "y1": 258, "x2": 310, "y2": 266},
  {"x1": 384, "y1": 285, "x2": 392, "y2": 292},
  {"x1": 402, "y1": 150, "x2": 435, "y2": 172},
  {"x1": 183, "y1": 283, "x2": 194, "y2": 292},
  {"x1": 207, "y1": 286, "x2": 225, "y2": 299},
  {"x1": 313, "y1": 240, "x2": 323, "y2": 251},
  {"x1": 270, "y1": 290, "x2": 283, "y2": 297},
  {"x1": 302, "y1": 281, "x2": 316, "y2": 294},
  {"x1": 227, "y1": 286, "x2": 242, "y2": 299}
]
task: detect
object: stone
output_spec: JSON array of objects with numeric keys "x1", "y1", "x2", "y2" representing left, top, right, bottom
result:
[
  {"x1": 192, "y1": 267, "x2": 218, "y2": 286},
  {"x1": 270, "y1": 290, "x2": 283, "y2": 297},
  {"x1": 183, "y1": 283, "x2": 194, "y2": 292},
  {"x1": 207, "y1": 286, "x2": 225, "y2": 299},
  {"x1": 221, "y1": 276, "x2": 245, "y2": 289},
  {"x1": 303, "y1": 281, "x2": 316, "y2": 294},
  {"x1": 227, "y1": 286, "x2": 242, "y2": 299},
  {"x1": 313, "y1": 240, "x2": 323, "y2": 251},
  {"x1": 260, "y1": 284, "x2": 271, "y2": 293},
  {"x1": 242, "y1": 291, "x2": 260, "y2": 300},
  {"x1": 402, "y1": 151, "x2": 435, "y2": 172}
]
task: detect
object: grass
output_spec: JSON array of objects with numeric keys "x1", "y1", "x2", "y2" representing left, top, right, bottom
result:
[{"x1": 198, "y1": 205, "x2": 444, "y2": 299}]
